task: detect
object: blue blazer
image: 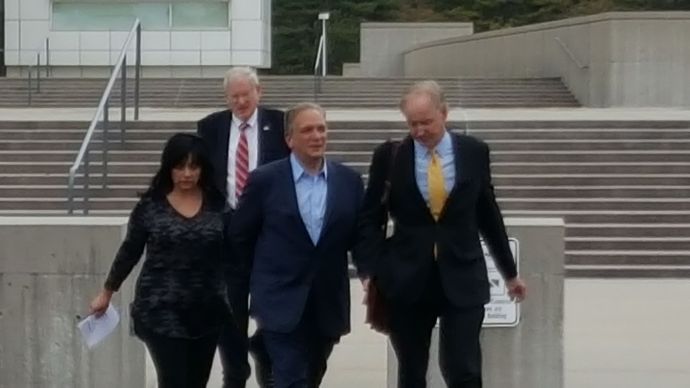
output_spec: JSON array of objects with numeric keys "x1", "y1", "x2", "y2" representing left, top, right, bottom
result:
[{"x1": 230, "y1": 157, "x2": 364, "y2": 337}]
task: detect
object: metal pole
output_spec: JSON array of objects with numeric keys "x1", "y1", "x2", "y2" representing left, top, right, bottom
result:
[
  {"x1": 83, "y1": 146, "x2": 90, "y2": 215},
  {"x1": 67, "y1": 174, "x2": 75, "y2": 215},
  {"x1": 321, "y1": 19, "x2": 327, "y2": 77},
  {"x1": 135, "y1": 23, "x2": 141, "y2": 120},
  {"x1": 36, "y1": 53, "x2": 41, "y2": 93},
  {"x1": 121, "y1": 55, "x2": 127, "y2": 144},
  {"x1": 27, "y1": 68, "x2": 32, "y2": 105},
  {"x1": 45, "y1": 38, "x2": 50, "y2": 77},
  {"x1": 103, "y1": 99, "x2": 109, "y2": 189}
]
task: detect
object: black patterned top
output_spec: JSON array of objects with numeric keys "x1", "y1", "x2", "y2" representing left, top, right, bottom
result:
[{"x1": 104, "y1": 196, "x2": 232, "y2": 339}]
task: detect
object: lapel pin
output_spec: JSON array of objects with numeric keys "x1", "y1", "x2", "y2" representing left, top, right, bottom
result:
[{"x1": 263, "y1": 125, "x2": 270, "y2": 131}]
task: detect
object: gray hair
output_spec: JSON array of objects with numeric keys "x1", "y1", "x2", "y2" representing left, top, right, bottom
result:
[
  {"x1": 399, "y1": 80, "x2": 448, "y2": 112},
  {"x1": 285, "y1": 102, "x2": 326, "y2": 136},
  {"x1": 223, "y1": 66, "x2": 260, "y2": 90}
]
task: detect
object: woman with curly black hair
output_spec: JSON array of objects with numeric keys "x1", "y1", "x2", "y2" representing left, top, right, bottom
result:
[{"x1": 89, "y1": 133, "x2": 231, "y2": 388}]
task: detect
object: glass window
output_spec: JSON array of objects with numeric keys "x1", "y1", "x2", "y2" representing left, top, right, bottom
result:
[
  {"x1": 171, "y1": 3, "x2": 229, "y2": 29},
  {"x1": 53, "y1": 3, "x2": 169, "y2": 31}
]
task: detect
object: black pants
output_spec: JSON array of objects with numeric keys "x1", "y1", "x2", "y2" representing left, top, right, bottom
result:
[
  {"x1": 138, "y1": 326, "x2": 219, "y2": 388},
  {"x1": 218, "y1": 278, "x2": 273, "y2": 388},
  {"x1": 388, "y1": 268, "x2": 485, "y2": 388}
]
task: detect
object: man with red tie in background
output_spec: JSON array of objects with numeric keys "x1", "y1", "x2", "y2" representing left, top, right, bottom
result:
[{"x1": 197, "y1": 66, "x2": 290, "y2": 388}]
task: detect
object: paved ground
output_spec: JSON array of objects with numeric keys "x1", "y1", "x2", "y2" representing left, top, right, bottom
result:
[
  {"x1": 142, "y1": 279, "x2": 690, "y2": 388},
  {"x1": 3, "y1": 107, "x2": 690, "y2": 122}
]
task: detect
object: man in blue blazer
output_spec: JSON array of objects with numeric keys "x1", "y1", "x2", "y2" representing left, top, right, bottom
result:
[
  {"x1": 197, "y1": 67, "x2": 290, "y2": 388},
  {"x1": 231, "y1": 103, "x2": 364, "y2": 388}
]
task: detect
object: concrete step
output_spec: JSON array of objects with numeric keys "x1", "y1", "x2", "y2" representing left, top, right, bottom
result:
[
  {"x1": 566, "y1": 250, "x2": 690, "y2": 266},
  {"x1": 565, "y1": 237, "x2": 690, "y2": 251},
  {"x1": 5, "y1": 128, "x2": 690, "y2": 142},
  {"x1": 499, "y1": 198, "x2": 690, "y2": 211},
  {"x1": 503, "y1": 210, "x2": 690, "y2": 223},
  {"x1": 566, "y1": 224, "x2": 690, "y2": 237},
  {"x1": 494, "y1": 186, "x2": 690, "y2": 198},
  {"x1": 3, "y1": 184, "x2": 684, "y2": 199},
  {"x1": 5, "y1": 138, "x2": 690, "y2": 152},
  {"x1": 3, "y1": 120, "x2": 686, "y2": 130},
  {"x1": 565, "y1": 265, "x2": 690, "y2": 278}
]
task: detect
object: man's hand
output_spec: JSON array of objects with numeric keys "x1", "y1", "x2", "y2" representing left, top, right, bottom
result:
[{"x1": 506, "y1": 277, "x2": 527, "y2": 302}]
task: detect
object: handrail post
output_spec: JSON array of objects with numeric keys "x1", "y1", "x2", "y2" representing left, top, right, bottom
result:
[
  {"x1": 121, "y1": 55, "x2": 127, "y2": 144},
  {"x1": 67, "y1": 173, "x2": 75, "y2": 215},
  {"x1": 135, "y1": 23, "x2": 141, "y2": 120},
  {"x1": 321, "y1": 19, "x2": 327, "y2": 77},
  {"x1": 103, "y1": 99, "x2": 109, "y2": 189},
  {"x1": 27, "y1": 68, "x2": 33, "y2": 106},
  {"x1": 83, "y1": 147, "x2": 90, "y2": 215},
  {"x1": 45, "y1": 38, "x2": 50, "y2": 77},
  {"x1": 36, "y1": 53, "x2": 41, "y2": 93}
]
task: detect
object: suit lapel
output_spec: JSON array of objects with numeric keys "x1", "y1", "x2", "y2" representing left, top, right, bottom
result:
[
  {"x1": 256, "y1": 107, "x2": 265, "y2": 164},
  {"x1": 283, "y1": 159, "x2": 315, "y2": 246},
  {"x1": 397, "y1": 137, "x2": 434, "y2": 222},
  {"x1": 439, "y1": 133, "x2": 470, "y2": 220},
  {"x1": 318, "y1": 161, "x2": 338, "y2": 244},
  {"x1": 218, "y1": 110, "x2": 232, "y2": 189}
]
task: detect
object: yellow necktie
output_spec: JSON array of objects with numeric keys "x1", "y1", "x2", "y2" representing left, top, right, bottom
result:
[{"x1": 428, "y1": 150, "x2": 448, "y2": 221}]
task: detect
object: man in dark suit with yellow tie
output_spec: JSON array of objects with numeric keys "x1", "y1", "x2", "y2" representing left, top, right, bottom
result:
[{"x1": 355, "y1": 80, "x2": 527, "y2": 388}]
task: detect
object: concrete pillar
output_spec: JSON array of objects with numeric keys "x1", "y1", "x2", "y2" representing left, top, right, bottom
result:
[
  {"x1": 387, "y1": 217, "x2": 565, "y2": 388},
  {"x1": 0, "y1": 217, "x2": 145, "y2": 388}
]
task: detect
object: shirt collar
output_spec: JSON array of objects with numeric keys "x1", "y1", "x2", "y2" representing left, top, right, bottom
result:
[
  {"x1": 232, "y1": 108, "x2": 259, "y2": 129},
  {"x1": 413, "y1": 130, "x2": 451, "y2": 156},
  {"x1": 290, "y1": 153, "x2": 328, "y2": 182}
]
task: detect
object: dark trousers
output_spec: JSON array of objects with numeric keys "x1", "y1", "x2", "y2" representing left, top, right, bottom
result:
[
  {"x1": 138, "y1": 326, "x2": 218, "y2": 388},
  {"x1": 262, "y1": 300, "x2": 338, "y2": 388},
  {"x1": 218, "y1": 278, "x2": 273, "y2": 388},
  {"x1": 388, "y1": 268, "x2": 485, "y2": 388}
]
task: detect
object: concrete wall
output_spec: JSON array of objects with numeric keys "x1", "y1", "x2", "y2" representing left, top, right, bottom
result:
[
  {"x1": 387, "y1": 218, "x2": 565, "y2": 388},
  {"x1": 342, "y1": 62, "x2": 362, "y2": 77},
  {"x1": 3, "y1": 0, "x2": 271, "y2": 77},
  {"x1": 0, "y1": 217, "x2": 145, "y2": 388},
  {"x1": 403, "y1": 12, "x2": 690, "y2": 107},
  {"x1": 359, "y1": 22, "x2": 473, "y2": 77}
]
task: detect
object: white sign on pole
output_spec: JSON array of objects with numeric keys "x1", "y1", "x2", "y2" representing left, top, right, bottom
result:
[{"x1": 482, "y1": 238, "x2": 520, "y2": 327}]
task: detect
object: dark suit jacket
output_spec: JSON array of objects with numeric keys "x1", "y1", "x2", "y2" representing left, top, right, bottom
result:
[
  {"x1": 354, "y1": 133, "x2": 518, "y2": 308},
  {"x1": 230, "y1": 158, "x2": 364, "y2": 337},
  {"x1": 196, "y1": 107, "x2": 290, "y2": 198}
]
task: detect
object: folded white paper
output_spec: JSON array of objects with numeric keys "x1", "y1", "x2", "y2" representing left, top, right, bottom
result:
[{"x1": 77, "y1": 303, "x2": 120, "y2": 349}]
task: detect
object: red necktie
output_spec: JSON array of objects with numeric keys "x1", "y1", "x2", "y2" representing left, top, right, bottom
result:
[{"x1": 235, "y1": 122, "x2": 250, "y2": 201}]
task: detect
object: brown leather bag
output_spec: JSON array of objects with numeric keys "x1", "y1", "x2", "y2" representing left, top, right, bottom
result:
[{"x1": 364, "y1": 141, "x2": 399, "y2": 334}]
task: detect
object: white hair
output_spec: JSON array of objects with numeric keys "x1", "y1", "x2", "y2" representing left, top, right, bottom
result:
[
  {"x1": 223, "y1": 66, "x2": 260, "y2": 90},
  {"x1": 399, "y1": 80, "x2": 448, "y2": 112}
]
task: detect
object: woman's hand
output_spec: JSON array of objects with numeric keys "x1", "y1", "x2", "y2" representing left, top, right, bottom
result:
[{"x1": 89, "y1": 289, "x2": 114, "y2": 317}]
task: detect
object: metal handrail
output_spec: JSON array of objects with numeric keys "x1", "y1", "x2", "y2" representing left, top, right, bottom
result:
[
  {"x1": 554, "y1": 37, "x2": 589, "y2": 70},
  {"x1": 67, "y1": 19, "x2": 142, "y2": 214},
  {"x1": 27, "y1": 37, "x2": 50, "y2": 104},
  {"x1": 312, "y1": 35, "x2": 325, "y2": 101}
]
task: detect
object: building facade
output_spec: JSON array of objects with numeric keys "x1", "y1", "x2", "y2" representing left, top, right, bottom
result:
[{"x1": 3, "y1": 0, "x2": 271, "y2": 77}]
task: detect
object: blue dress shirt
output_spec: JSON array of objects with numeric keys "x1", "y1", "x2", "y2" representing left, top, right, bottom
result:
[{"x1": 290, "y1": 153, "x2": 328, "y2": 245}]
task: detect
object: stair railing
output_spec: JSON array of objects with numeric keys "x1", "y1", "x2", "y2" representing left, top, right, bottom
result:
[
  {"x1": 67, "y1": 19, "x2": 142, "y2": 215},
  {"x1": 27, "y1": 37, "x2": 50, "y2": 105}
]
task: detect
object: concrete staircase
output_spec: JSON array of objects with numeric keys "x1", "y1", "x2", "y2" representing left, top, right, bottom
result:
[
  {"x1": 0, "y1": 119, "x2": 688, "y2": 278},
  {"x1": 0, "y1": 76, "x2": 579, "y2": 108}
]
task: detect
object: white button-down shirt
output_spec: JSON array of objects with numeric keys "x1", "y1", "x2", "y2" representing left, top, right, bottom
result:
[{"x1": 227, "y1": 109, "x2": 259, "y2": 208}]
